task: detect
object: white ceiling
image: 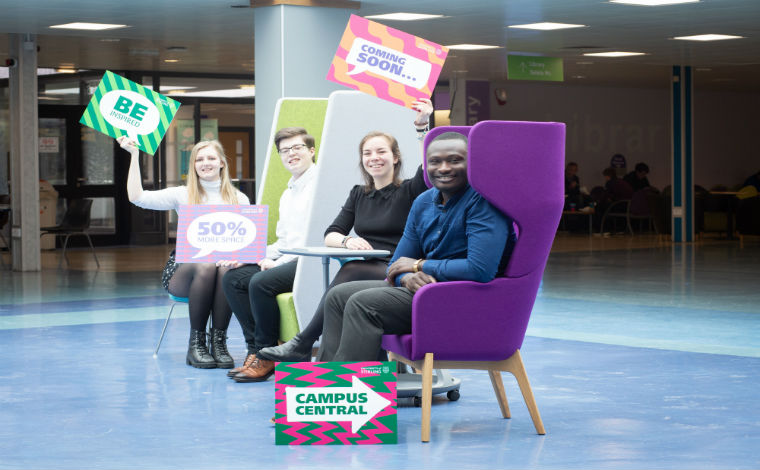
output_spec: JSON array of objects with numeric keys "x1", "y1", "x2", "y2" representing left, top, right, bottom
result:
[{"x1": 1, "y1": 0, "x2": 759, "y2": 91}]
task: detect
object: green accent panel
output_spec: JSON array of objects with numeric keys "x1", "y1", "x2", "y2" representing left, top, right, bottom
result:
[
  {"x1": 259, "y1": 99, "x2": 328, "y2": 244},
  {"x1": 276, "y1": 292, "x2": 300, "y2": 343}
]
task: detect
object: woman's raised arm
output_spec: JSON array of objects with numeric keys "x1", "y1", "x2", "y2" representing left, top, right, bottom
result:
[{"x1": 117, "y1": 136, "x2": 144, "y2": 202}]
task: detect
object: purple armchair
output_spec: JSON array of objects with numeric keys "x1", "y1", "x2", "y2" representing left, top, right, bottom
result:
[{"x1": 381, "y1": 120, "x2": 565, "y2": 442}]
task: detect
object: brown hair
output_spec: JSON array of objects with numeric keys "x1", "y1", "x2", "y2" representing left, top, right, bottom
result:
[
  {"x1": 274, "y1": 127, "x2": 316, "y2": 162},
  {"x1": 186, "y1": 140, "x2": 239, "y2": 205},
  {"x1": 358, "y1": 131, "x2": 403, "y2": 192}
]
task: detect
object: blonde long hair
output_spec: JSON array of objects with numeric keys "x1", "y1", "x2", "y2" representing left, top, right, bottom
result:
[{"x1": 185, "y1": 140, "x2": 239, "y2": 205}]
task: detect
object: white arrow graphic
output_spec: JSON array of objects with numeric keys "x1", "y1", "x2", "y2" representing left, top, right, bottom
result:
[{"x1": 285, "y1": 376, "x2": 391, "y2": 433}]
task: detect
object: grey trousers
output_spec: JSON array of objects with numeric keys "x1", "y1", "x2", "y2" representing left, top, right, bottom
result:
[{"x1": 316, "y1": 280, "x2": 415, "y2": 362}]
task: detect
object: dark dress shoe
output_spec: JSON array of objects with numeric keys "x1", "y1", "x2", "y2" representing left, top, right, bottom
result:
[
  {"x1": 228, "y1": 353, "x2": 256, "y2": 377},
  {"x1": 234, "y1": 358, "x2": 275, "y2": 382},
  {"x1": 256, "y1": 333, "x2": 313, "y2": 362}
]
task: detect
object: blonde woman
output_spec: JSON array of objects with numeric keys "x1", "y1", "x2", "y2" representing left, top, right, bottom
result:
[{"x1": 118, "y1": 137, "x2": 250, "y2": 369}]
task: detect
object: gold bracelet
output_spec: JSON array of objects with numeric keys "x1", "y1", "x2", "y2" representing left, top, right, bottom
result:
[{"x1": 412, "y1": 259, "x2": 423, "y2": 273}]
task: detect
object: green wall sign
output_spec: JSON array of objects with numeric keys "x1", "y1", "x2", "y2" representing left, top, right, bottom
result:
[{"x1": 507, "y1": 55, "x2": 564, "y2": 82}]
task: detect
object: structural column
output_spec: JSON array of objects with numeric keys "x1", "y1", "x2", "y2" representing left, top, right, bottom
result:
[
  {"x1": 671, "y1": 65, "x2": 694, "y2": 243},
  {"x1": 8, "y1": 33, "x2": 40, "y2": 271},
  {"x1": 252, "y1": 0, "x2": 357, "y2": 185}
]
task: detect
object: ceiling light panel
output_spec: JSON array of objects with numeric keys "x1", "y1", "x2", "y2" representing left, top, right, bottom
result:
[
  {"x1": 508, "y1": 22, "x2": 586, "y2": 30},
  {"x1": 364, "y1": 13, "x2": 444, "y2": 21},
  {"x1": 610, "y1": 0, "x2": 699, "y2": 5},
  {"x1": 584, "y1": 51, "x2": 647, "y2": 57},
  {"x1": 673, "y1": 34, "x2": 744, "y2": 41},
  {"x1": 49, "y1": 22, "x2": 128, "y2": 31},
  {"x1": 446, "y1": 44, "x2": 502, "y2": 50}
]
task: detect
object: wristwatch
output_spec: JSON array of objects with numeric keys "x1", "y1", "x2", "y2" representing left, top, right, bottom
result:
[{"x1": 412, "y1": 259, "x2": 423, "y2": 273}]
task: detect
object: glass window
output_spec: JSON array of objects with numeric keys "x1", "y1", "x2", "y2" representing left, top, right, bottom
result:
[
  {"x1": 0, "y1": 88, "x2": 9, "y2": 196},
  {"x1": 39, "y1": 79, "x2": 82, "y2": 105},
  {"x1": 88, "y1": 197, "x2": 115, "y2": 233},
  {"x1": 39, "y1": 118, "x2": 67, "y2": 184},
  {"x1": 81, "y1": 126, "x2": 114, "y2": 185}
]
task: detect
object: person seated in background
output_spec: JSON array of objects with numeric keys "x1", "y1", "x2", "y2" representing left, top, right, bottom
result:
[
  {"x1": 564, "y1": 161, "x2": 593, "y2": 213},
  {"x1": 624, "y1": 162, "x2": 651, "y2": 192},
  {"x1": 603, "y1": 167, "x2": 634, "y2": 201},
  {"x1": 565, "y1": 162, "x2": 580, "y2": 199},
  {"x1": 315, "y1": 132, "x2": 516, "y2": 362},
  {"x1": 591, "y1": 167, "x2": 634, "y2": 232},
  {"x1": 220, "y1": 127, "x2": 317, "y2": 382}
]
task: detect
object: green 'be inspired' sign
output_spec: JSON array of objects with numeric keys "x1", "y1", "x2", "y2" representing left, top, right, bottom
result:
[{"x1": 80, "y1": 71, "x2": 181, "y2": 155}]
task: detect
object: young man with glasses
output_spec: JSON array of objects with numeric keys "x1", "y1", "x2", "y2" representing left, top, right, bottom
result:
[{"x1": 221, "y1": 127, "x2": 316, "y2": 382}]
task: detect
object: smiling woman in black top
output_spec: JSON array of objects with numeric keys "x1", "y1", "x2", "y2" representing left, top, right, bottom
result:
[{"x1": 254, "y1": 99, "x2": 433, "y2": 363}]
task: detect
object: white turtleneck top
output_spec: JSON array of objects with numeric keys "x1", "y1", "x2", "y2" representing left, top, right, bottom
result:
[{"x1": 133, "y1": 178, "x2": 250, "y2": 213}]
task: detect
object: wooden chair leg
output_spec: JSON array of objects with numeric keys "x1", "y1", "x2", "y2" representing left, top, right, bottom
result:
[
  {"x1": 488, "y1": 370, "x2": 511, "y2": 418},
  {"x1": 421, "y1": 352, "x2": 434, "y2": 442},
  {"x1": 507, "y1": 350, "x2": 546, "y2": 435}
]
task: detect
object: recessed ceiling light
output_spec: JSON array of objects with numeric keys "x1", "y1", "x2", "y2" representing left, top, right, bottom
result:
[
  {"x1": 364, "y1": 13, "x2": 444, "y2": 21},
  {"x1": 172, "y1": 88, "x2": 256, "y2": 98},
  {"x1": 446, "y1": 44, "x2": 501, "y2": 51},
  {"x1": 150, "y1": 86, "x2": 196, "y2": 92},
  {"x1": 673, "y1": 34, "x2": 744, "y2": 41},
  {"x1": 44, "y1": 87, "x2": 79, "y2": 94},
  {"x1": 50, "y1": 22, "x2": 128, "y2": 31},
  {"x1": 56, "y1": 68, "x2": 77, "y2": 73},
  {"x1": 164, "y1": 59, "x2": 179, "y2": 63},
  {"x1": 584, "y1": 51, "x2": 647, "y2": 57},
  {"x1": 610, "y1": 0, "x2": 699, "y2": 5},
  {"x1": 508, "y1": 22, "x2": 586, "y2": 30}
]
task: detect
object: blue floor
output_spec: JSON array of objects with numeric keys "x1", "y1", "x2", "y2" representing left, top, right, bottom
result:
[{"x1": 1, "y1": 242, "x2": 759, "y2": 469}]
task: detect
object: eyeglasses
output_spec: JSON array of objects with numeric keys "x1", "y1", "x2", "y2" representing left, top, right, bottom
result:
[{"x1": 278, "y1": 143, "x2": 308, "y2": 155}]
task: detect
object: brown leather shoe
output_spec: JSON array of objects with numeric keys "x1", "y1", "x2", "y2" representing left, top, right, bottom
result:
[
  {"x1": 233, "y1": 358, "x2": 275, "y2": 383},
  {"x1": 227, "y1": 353, "x2": 256, "y2": 378}
]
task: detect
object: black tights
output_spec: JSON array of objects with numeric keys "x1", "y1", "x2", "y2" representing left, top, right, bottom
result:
[
  {"x1": 299, "y1": 259, "x2": 389, "y2": 343},
  {"x1": 168, "y1": 263, "x2": 232, "y2": 331}
]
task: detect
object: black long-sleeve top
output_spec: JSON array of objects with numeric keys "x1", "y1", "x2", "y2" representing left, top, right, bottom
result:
[{"x1": 324, "y1": 165, "x2": 427, "y2": 260}]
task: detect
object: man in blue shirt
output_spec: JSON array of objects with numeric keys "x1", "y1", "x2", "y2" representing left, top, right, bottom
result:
[{"x1": 316, "y1": 132, "x2": 515, "y2": 361}]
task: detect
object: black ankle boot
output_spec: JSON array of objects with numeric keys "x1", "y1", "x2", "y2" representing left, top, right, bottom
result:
[
  {"x1": 210, "y1": 328, "x2": 234, "y2": 369},
  {"x1": 186, "y1": 329, "x2": 217, "y2": 369},
  {"x1": 256, "y1": 333, "x2": 313, "y2": 362}
]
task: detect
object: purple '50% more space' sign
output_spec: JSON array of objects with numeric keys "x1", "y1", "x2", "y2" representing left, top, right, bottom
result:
[{"x1": 176, "y1": 205, "x2": 268, "y2": 263}]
